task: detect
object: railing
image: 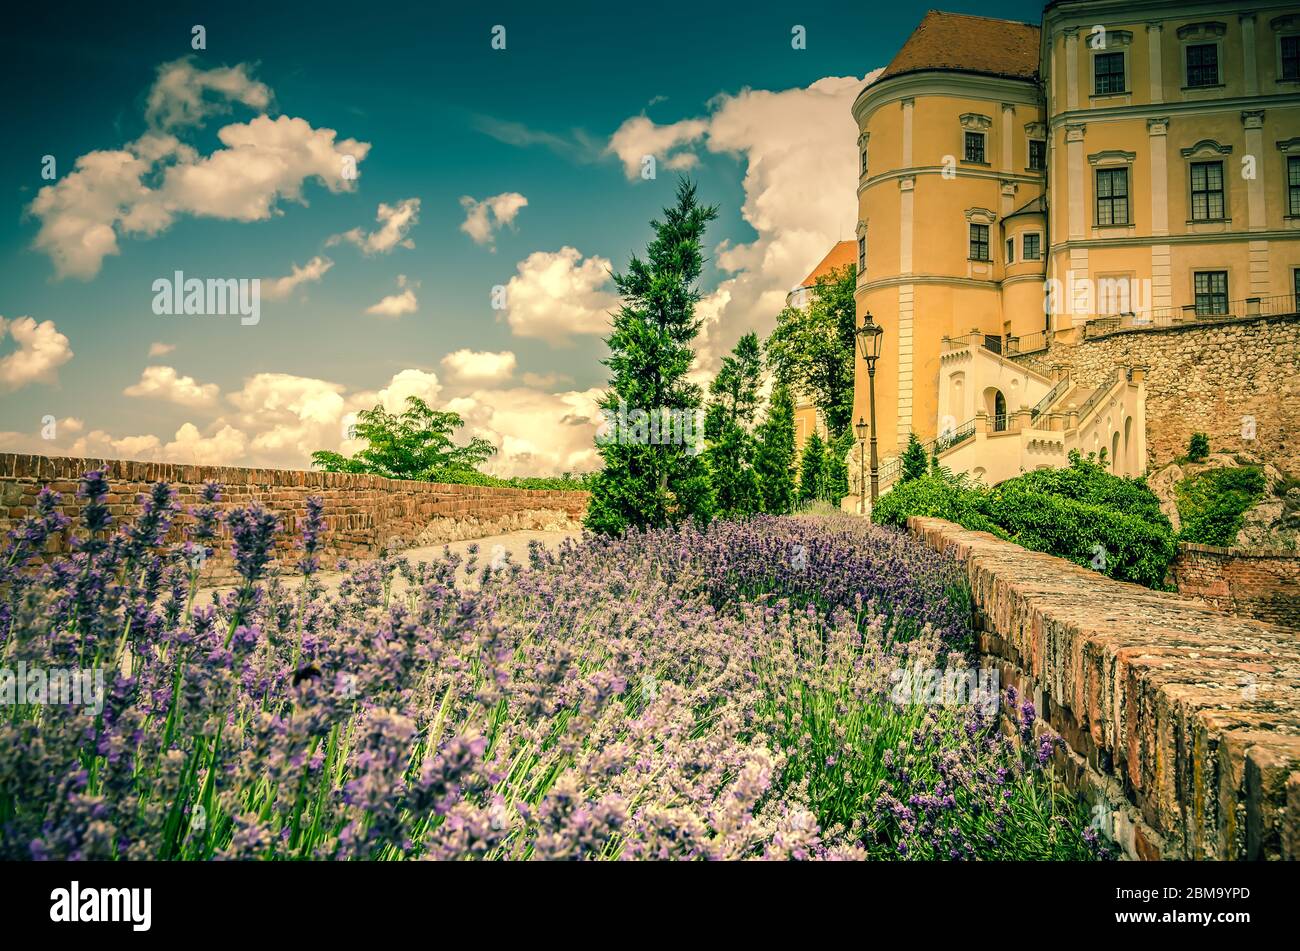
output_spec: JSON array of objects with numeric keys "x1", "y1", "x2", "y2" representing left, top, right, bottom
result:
[
  {"x1": 873, "y1": 418, "x2": 976, "y2": 491},
  {"x1": 988, "y1": 414, "x2": 1011, "y2": 434},
  {"x1": 1006, "y1": 331, "x2": 1049, "y2": 355},
  {"x1": 1081, "y1": 293, "x2": 1299, "y2": 338},
  {"x1": 941, "y1": 333, "x2": 1004, "y2": 354},
  {"x1": 1030, "y1": 373, "x2": 1070, "y2": 421},
  {"x1": 1074, "y1": 368, "x2": 1125, "y2": 423}
]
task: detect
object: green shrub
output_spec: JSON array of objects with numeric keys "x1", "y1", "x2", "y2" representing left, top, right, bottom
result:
[
  {"x1": 1005, "y1": 453, "x2": 1170, "y2": 532},
  {"x1": 1175, "y1": 466, "x2": 1266, "y2": 546},
  {"x1": 872, "y1": 474, "x2": 1008, "y2": 538},
  {"x1": 1187, "y1": 432, "x2": 1210, "y2": 462},
  {"x1": 986, "y1": 483, "x2": 1177, "y2": 588},
  {"x1": 425, "y1": 467, "x2": 595, "y2": 492}
]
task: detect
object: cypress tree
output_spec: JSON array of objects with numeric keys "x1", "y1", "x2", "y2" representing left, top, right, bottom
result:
[{"x1": 754, "y1": 385, "x2": 797, "y2": 514}]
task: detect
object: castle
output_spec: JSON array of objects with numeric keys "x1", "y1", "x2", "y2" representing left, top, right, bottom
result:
[{"x1": 844, "y1": 1, "x2": 1300, "y2": 505}]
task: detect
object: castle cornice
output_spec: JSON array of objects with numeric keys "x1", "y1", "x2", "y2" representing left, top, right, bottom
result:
[
  {"x1": 852, "y1": 70, "x2": 1041, "y2": 125},
  {"x1": 1047, "y1": 92, "x2": 1298, "y2": 129}
]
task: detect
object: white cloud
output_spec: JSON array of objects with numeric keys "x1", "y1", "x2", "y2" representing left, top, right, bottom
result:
[
  {"x1": 459, "y1": 192, "x2": 528, "y2": 247},
  {"x1": 365, "y1": 274, "x2": 419, "y2": 317},
  {"x1": 0, "y1": 316, "x2": 74, "y2": 391},
  {"x1": 503, "y1": 247, "x2": 617, "y2": 343},
  {"x1": 329, "y1": 197, "x2": 420, "y2": 254},
  {"x1": 445, "y1": 386, "x2": 605, "y2": 477},
  {"x1": 144, "y1": 58, "x2": 272, "y2": 130},
  {"x1": 148, "y1": 341, "x2": 175, "y2": 357},
  {"x1": 28, "y1": 62, "x2": 369, "y2": 280},
  {"x1": 440, "y1": 349, "x2": 516, "y2": 382},
  {"x1": 607, "y1": 71, "x2": 882, "y2": 371},
  {"x1": 606, "y1": 115, "x2": 710, "y2": 179},
  {"x1": 123, "y1": 365, "x2": 220, "y2": 408},
  {"x1": 261, "y1": 255, "x2": 334, "y2": 300}
]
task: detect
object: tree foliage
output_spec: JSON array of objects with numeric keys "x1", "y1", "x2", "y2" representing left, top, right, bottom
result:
[
  {"x1": 311, "y1": 396, "x2": 496, "y2": 481},
  {"x1": 764, "y1": 263, "x2": 858, "y2": 439},
  {"x1": 754, "y1": 385, "x2": 797, "y2": 514},
  {"x1": 798, "y1": 431, "x2": 827, "y2": 504},
  {"x1": 900, "y1": 432, "x2": 928, "y2": 483},
  {"x1": 585, "y1": 180, "x2": 718, "y2": 535},
  {"x1": 704, "y1": 333, "x2": 763, "y2": 518}
]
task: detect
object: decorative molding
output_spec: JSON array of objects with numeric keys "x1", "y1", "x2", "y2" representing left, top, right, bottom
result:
[
  {"x1": 856, "y1": 219, "x2": 867, "y2": 237},
  {"x1": 1180, "y1": 139, "x2": 1233, "y2": 158},
  {"x1": 1277, "y1": 137, "x2": 1300, "y2": 154},
  {"x1": 1000, "y1": 179, "x2": 1018, "y2": 198},
  {"x1": 964, "y1": 206, "x2": 997, "y2": 225},
  {"x1": 1025, "y1": 120, "x2": 1047, "y2": 139},
  {"x1": 898, "y1": 175, "x2": 915, "y2": 192},
  {"x1": 1176, "y1": 21, "x2": 1227, "y2": 41},
  {"x1": 858, "y1": 131, "x2": 870, "y2": 147},
  {"x1": 1065, "y1": 122, "x2": 1087, "y2": 143},
  {"x1": 959, "y1": 113, "x2": 993, "y2": 132},
  {"x1": 1147, "y1": 116, "x2": 1170, "y2": 135},
  {"x1": 1240, "y1": 110, "x2": 1265, "y2": 130},
  {"x1": 1088, "y1": 149, "x2": 1136, "y2": 166},
  {"x1": 1103, "y1": 30, "x2": 1134, "y2": 49},
  {"x1": 1145, "y1": 21, "x2": 1163, "y2": 34},
  {"x1": 1269, "y1": 14, "x2": 1298, "y2": 31}
]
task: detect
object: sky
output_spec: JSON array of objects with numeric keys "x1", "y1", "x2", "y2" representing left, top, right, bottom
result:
[{"x1": 0, "y1": 0, "x2": 1042, "y2": 476}]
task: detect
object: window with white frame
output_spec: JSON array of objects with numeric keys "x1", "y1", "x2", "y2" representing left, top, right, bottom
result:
[
  {"x1": 1006, "y1": 238, "x2": 1014, "y2": 263},
  {"x1": 1094, "y1": 52, "x2": 1125, "y2": 94},
  {"x1": 1283, "y1": 34, "x2": 1300, "y2": 80},
  {"x1": 969, "y1": 223, "x2": 990, "y2": 261},
  {"x1": 1028, "y1": 139, "x2": 1046, "y2": 171},
  {"x1": 1289, "y1": 155, "x2": 1300, "y2": 216},
  {"x1": 1096, "y1": 168, "x2": 1129, "y2": 225},
  {"x1": 1186, "y1": 43, "x2": 1219, "y2": 86},
  {"x1": 1194, "y1": 271, "x2": 1228, "y2": 315},
  {"x1": 964, "y1": 131, "x2": 986, "y2": 163},
  {"x1": 1022, "y1": 233, "x2": 1041, "y2": 260},
  {"x1": 1190, "y1": 161, "x2": 1226, "y2": 220}
]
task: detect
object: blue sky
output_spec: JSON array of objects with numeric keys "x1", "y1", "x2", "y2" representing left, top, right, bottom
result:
[{"x1": 1, "y1": 0, "x2": 1042, "y2": 475}]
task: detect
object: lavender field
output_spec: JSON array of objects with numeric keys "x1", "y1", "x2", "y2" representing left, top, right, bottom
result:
[{"x1": 0, "y1": 473, "x2": 1104, "y2": 861}]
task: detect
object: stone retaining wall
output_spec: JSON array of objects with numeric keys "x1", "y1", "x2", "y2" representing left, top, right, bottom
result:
[
  {"x1": 1017, "y1": 313, "x2": 1300, "y2": 475},
  {"x1": 908, "y1": 516, "x2": 1300, "y2": 861},
  {"x1": 1170, "y1": 542, "x2": 1300, "y2": 630},
  {"x1": 0, "y1": 453, "x2": 589, "y2": 582}
]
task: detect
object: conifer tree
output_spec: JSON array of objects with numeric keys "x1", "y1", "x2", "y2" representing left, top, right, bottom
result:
[
  {"x1": 585, "y1": 180, "x2": 718, "y2": 535},
  {"x1": 754, "y1": 385, "x2": 797, "y2": 514},
  {"x1": 798, "y1": 430, "x2": 827, "y2": 504},
  {"x1": 822, "y1": 429, "x2": 852, "y2": 504},
  {"x1": 900, "y1": 431, "x2": 928, "y2": 483},
  {"x1": 704, "y1": 333, "x2": 763, "y2": 518}
]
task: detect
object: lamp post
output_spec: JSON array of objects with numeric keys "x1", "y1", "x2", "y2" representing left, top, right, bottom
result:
[
  {"x1": 856, "y1": 312, "x2": 884, "y2": 506},
  {"x1": 854, "y1": 417, "x2": 868, "y2": 514}
]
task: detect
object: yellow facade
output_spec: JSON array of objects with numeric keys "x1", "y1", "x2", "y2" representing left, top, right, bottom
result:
[{"x1": 852, "y1": 2, "x2": 1300, "y2": 470}]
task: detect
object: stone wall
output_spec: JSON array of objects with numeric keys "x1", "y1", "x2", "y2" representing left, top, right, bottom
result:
[
  {"x1": 1022, "y1": 314, "x2": 1300, "y2": 475},
  {"x1": 1169, "y1": 542, "x2": 1300, "y2": 630},
  {"x1": 0, "y1": 453, "x2": 589, "y2": 582},
  {"x1": 908, "y1": 516, "x2": 1300, "y2": 861}
]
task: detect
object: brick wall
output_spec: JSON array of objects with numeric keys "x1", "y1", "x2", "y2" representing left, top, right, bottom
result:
[
  {"x1": 1170, "y1": 542, "x2": 1300, "y2": 630},
  {"x1": 909, "y1": 516, "x2": 1300, "y2": 861},
  {"x1": 1018, "y1": 313, "x2": 1300, "y2": 474},
  {"x1": 0, "y1": 453, "x2": 589, "y2": 582}
]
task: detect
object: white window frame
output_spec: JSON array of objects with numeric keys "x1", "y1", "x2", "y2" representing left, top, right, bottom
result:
[
  {"x1": 1021, "y1": 231, "x2": 1043, "y2": 261},
  {"x1": 1274, "y1": 15, "x2": 1300, "y2": 84},
  {"x1": 1178, "y1": 22, "x2": 1227, "y2": 91},
  {"x1": 1180, "y1": 139, "x2": 1233, "y2": 226}
]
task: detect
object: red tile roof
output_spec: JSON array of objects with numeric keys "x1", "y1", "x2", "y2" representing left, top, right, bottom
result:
[
  {"x1": 798, "y1": 240, "x2": 857, "y2": 288},
  {"x1": 879, "y1": 11, "x2": 1041, "y2": 83}
]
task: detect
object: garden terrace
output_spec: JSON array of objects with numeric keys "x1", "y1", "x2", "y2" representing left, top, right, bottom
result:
[{"x1": 908, "y1": 516, "x2": 1300, "y2": 860}]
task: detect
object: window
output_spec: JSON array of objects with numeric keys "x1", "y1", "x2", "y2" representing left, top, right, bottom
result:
[
  {"x1": 857, "y1": 235, "x2": 866, "y2": 270},
  {"x1": 964, "y1": 131, "x2": 986, "y2": 164},
  {"x1": 1294, "y1": 268, "x2": 1300, "y2": 312},
  {"x1": 1094, "y1": 52, "x2": 1126, "y2": 94},
  {"x1": 860, "y1": 147, "x2": 868, "y2": 175},
  {"x1": 1095, "y1": 168, "x2": 1129, "y2": 226},
  {"x1": 1282, "y1": 35, "x2": 1299, "y2": 80},
  {"x1": 1289, "y1": 156, "x2": 1300, "y2": 217},
  {"x1": 1186, "y1": 43, "x2": 1219, "y2": 87},
  {"x1": 1023, "y1": 233, "x2": 1041, "y2": 260},
  {"x1": 969, "y1": 223, "x2": 990, "y2": 261},
  {"x1": 1028, "y1": 139, "x2": 1046, "y2": 171},
  {"x1": 1190, "y1": 161, "x2": 1225, "y2": 220},
  {"x1": 1006, "y1": 238, "x2": 1015, "y2": 263},
  {"x1": 1194, "y1": 271, "x2": 1228, "y2": 315}
]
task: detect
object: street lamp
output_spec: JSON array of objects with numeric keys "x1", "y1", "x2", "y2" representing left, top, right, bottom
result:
[
  {"x1": 856, "y1": 312, "x2": 884, "y2": 506},
  {"x1": 854, "y1": 417, "x2": 868, "y2": 514}
]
